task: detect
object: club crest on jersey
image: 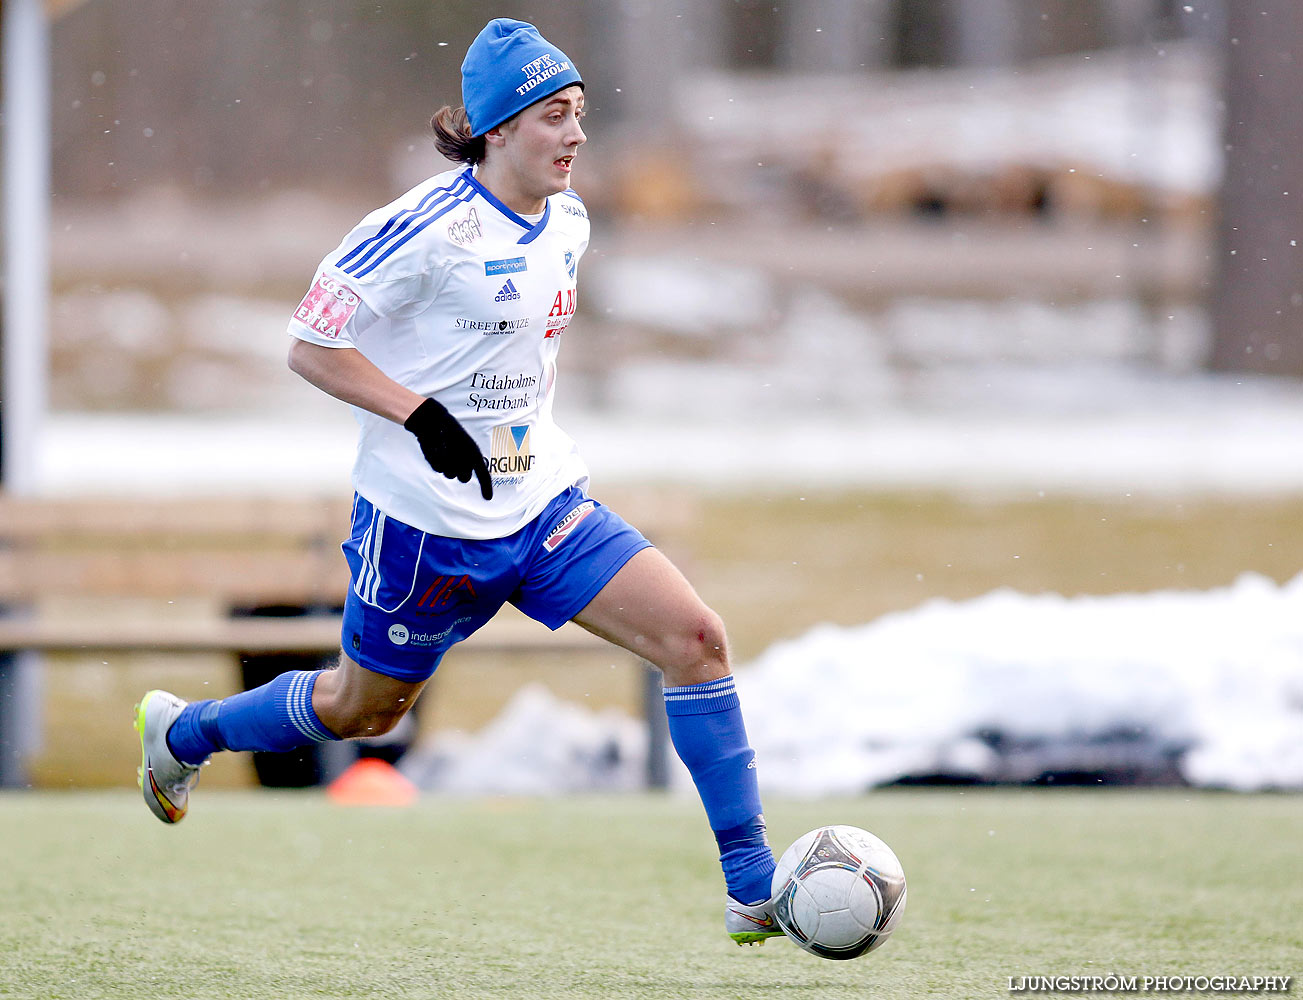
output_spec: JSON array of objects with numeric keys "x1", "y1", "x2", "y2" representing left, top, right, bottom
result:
[
  {"x1": 542, "y1": 501, "x2": 596, "y2": 552},
  {"x1": 495, "y1": 279, "x2": 522, "y2": 302},
  {"x1": 294, "y1": 273, "x2": 361, "y2": 340},
  {"x1": 490, "y1": 424, "x2": 535, "y2": 476},
  {"x1": 447, "y1": 207, "x2": 482, "y2": 247},
  {"x1": 565, "y1": 249, "x2": 576, "y2": 280}
]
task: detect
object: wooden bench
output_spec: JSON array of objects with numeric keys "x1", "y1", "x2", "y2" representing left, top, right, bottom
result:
[{"x1": 0, "y1": 493, "x2": 671, "y2": 788}]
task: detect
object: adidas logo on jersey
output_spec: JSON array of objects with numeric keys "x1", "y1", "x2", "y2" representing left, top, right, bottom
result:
[{"x1": 494, "y1": 279, "x2": 521, "y2": 302}]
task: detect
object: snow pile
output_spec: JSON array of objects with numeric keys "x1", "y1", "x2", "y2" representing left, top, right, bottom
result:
[
  {"x1": 741, "y1": 573, "x2": 1303, "y2": 793},
  {"x1": 403, "y1": 574, "x2": 1303, "y2": 794}
]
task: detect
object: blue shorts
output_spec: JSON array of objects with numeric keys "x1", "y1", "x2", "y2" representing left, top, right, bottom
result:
[{"x1": 340, "y1": 486, "x2": 651, "y2": 682}]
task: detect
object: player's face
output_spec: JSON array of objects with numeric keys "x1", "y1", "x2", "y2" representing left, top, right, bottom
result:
[{"x1": 488, "y1": 87, "x2": 586, "y2": 212}]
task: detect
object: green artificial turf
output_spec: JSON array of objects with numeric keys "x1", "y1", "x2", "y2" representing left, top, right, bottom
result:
[{"x1": 0, "y1": 790, "x2": 1298, "y2": 999}]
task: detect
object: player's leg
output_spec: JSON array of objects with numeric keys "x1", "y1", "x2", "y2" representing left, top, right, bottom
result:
[
  {"x1": 135, "y1": 665, "x2": 344, "y2": 825},
  {"x1": 138, "y1": 492, "x2": 507, "y2": 824},
  {"x1": 511, "y1": 493, "x2": 777, "y2": 930},
  {"x1": 136, "y1": 653, "x2": 425, "y2": 824},
  {"x1": 310, "y1": 653, "x2": 428, "y2": 738},
  {"x1": 569, "y1": 547, "x2": 728, "y2": 686},
  {"x1": 567, "y1": 548, "x2": 779, "y2": 938},
  {"x1": 165, "y1": 651, "x2": 425, "y2": 760}
]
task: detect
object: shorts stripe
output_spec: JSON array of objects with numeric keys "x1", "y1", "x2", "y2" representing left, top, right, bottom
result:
[
  {"x1": 352, "y1": 507, "x2": 379, "y2": 604},
  {"x1": 354, "y1": 509, "x2": 386, "y2": 607},
  {"x1": 351, "y1": 507, "x2": 424, "y2": 613},
  {"x1": 367, "y1": 513, "x2": 387, "y2": 606}
]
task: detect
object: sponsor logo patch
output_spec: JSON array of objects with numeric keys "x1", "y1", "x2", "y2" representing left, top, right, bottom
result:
[
  {"x1": 545, "y1": 287, "x2": 576, "y2": 338},
  {"x1": 485, "y1": 257, "x2": 527, "y2": 276},
  {"x1": 468, "y1": 370, "x2": 536, "y2": 413},
  {"x1": 548, "y1": 288, "x2": 576, "y2": 317},
  {"x1": 414, "y1": 575, "x2": 477, "y2": 614},
  {"x1": 490, "y1": 423, "x2": 535, "y2": 477},
  {"x1": 470, "y1": 371, "x2": 538, "y2": 392},
  {"x1": 495, "y1": 279, "x2": 522, "y2": 302},
  {"x1": 456, "y1": 317, "x2": 530, "y2": 336},
  {"x1": 543, "y1": 501, "x2": 596, "y2": 552},
  {"x1": 387, "y1": 617, "x2": 473, "y2": 648},
  {"x1": 293, "y1": 273, "x2": 361, "y2": 340},
  {"x1": 447, "y1": 207, "x2": 483, "y2": 246}
]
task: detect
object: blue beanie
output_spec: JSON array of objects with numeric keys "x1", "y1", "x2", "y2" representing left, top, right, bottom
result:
[{"x1": 461, "y1": 18, "x2": 583, "y2": 137}]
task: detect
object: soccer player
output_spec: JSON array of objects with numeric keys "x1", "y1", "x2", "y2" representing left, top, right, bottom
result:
[{"x1": 135, "y1": 17, "x2": 780, "y2": 945}]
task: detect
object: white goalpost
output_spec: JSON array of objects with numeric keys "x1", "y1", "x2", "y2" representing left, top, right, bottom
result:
[{"x1": 0, "y1": 0, "x2": 52, "y2": 787}]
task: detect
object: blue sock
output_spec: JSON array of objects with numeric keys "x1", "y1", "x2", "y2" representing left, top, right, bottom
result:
[
  {"x1": 166, "y1": 670, "x2": 339, "y2": 765},
  {"x1": 664, "y1": 675, "x2": 776, "y2": 904}
]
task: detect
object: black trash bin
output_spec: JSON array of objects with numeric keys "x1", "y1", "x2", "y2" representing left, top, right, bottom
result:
[{"x1": 233, "y1": 603, "x2": 341, "y2": 788}]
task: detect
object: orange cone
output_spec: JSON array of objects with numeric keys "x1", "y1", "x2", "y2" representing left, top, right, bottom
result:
[{"x1": 326, "y1": 758, "x2": 418, "y2": 807}]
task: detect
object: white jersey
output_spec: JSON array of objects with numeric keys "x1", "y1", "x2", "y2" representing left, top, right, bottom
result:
[{"x1": 288, "y1": 165, "x2": 591, "y2": 539}]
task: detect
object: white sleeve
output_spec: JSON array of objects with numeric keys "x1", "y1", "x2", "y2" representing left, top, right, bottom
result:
[
  {"x1": 287, "y1": 253, "x2": 442, "y2": 348},
  {"x1": 288, "y1": 266, "x2": 375, "y2": 347}
]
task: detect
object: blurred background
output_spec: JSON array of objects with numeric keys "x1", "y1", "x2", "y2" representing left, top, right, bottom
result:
[{"x1": 3, "y1": 0, "x2": 1302, "y2": 796}]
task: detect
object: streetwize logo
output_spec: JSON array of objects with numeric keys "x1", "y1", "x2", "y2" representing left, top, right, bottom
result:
[
  {"x1": 456, "y1": 317, "x2": 530, "y2": 336},
  {"x1": 495, "y1": 279, "x2": 521, "y2": 302},
  {"x1": 542, "y1": 501, "x2": 596, "y2": 552}
]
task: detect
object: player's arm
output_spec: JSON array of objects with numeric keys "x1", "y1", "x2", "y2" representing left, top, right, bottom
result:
[
  {"x1": 287, "y1": 338, "x2": 422, "y2": 424},
  {"x1": 287, "y1": 339, "x2": 492, "y2": 500}
]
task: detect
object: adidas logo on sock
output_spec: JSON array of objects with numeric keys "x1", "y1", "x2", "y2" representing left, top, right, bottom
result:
[{"x1": 494, "y1": 279, "x2": 521, "y2": 302}]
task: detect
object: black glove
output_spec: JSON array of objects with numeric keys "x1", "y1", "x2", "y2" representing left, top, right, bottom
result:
[{"x1": 403, "y1": 398, "x2": 493, "y2": 500}]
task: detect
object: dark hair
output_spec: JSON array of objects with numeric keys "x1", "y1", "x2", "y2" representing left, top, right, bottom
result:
[{"x1": 430, "y1": 105, "x2": 486, "y2": 165}]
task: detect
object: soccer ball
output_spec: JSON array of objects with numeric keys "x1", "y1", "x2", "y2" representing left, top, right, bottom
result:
[{"x1": 770, "y1": 825, "x2": 907, "y2": 960}]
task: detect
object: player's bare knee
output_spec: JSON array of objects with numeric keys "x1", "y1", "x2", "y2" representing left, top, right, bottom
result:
[
  {"x1": 659, "y1": 611, "x2": 729, "y2": 684},
  {"x1": 696, "y1": 610, "x2": 729, "y2": 662}
]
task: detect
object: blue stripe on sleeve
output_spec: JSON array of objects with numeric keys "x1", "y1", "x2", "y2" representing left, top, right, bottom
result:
[
  {"x1": 336, "y1": 171, "x2": 472, "y2": 275},
  {"x1": 348, "y1": 190, "x2": 476, "y2": 278}
]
